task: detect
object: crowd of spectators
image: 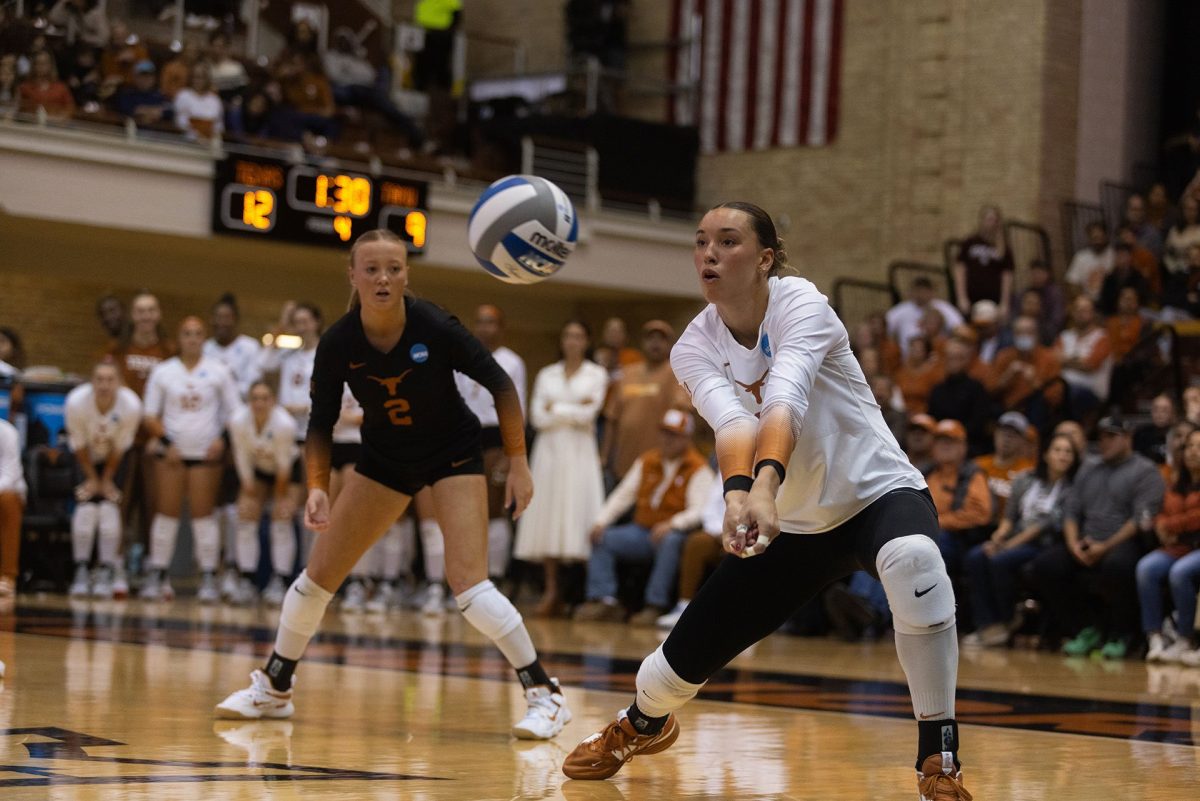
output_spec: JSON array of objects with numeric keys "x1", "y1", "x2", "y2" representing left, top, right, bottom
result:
[{"x1": 0, "y1": 3, "x2": 434, "y2": 155}]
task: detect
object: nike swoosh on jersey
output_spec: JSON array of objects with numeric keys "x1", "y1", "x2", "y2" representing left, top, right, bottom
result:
[
  {"x1": 349, "y1": 362, "x2": 366, "y2": 369},
  {"x1": 450, "y1": 457, "x2": 472, "y2": 467}
]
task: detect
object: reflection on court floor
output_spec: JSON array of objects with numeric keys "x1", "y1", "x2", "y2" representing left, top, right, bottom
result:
[{"x1": 0, "y1": 598, "x2": 1197, "y2": 799}]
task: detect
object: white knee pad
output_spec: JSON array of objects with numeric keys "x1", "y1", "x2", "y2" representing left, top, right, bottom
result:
[
  {"x1": 148, "y1": 515, "x2": 179, "y2": 570},
  {"x1": 275, "y1": 570, "x2": 335, "y2": 660},
  {"x1": 192, "y1": 516, "x2": 221, "y2": 572},
  {"x1": 270, "y1": 520, "x2": 297, "y2": 576},
  {"x1": 877, "y1": 535, "x2": 955, "y2": 635},
  {"x1": 456, "y1": 580, "x2": 522, "y2": 640},
  {"x1": 97, "y1": 501, "x2": 122, "y2": 566},
  {"x1": 72, "y1": 503, "x2": 99, "y2": 562},
  {"x1": 635, "y1": 645, "x2": 703, "y2": 718},
  {"x1": 236, "y1": 520, "x2": 260, "y2": 574}
]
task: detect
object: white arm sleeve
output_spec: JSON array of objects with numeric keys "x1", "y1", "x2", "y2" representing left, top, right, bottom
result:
[
  {"x1": 759, "y1": 290, "x2": 843, "y2": 433},
  {"x1": 670, "y1": 334, "x2": 756, "y2": 434},
  {"x1": 65, "y1": 391, "x2": 88, "y2": 453}
]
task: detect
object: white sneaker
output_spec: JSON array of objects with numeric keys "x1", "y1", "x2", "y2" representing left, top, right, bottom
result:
[
  {"x1": 511, "y1": 680, "x2": 571, "y2": 740},
  {"x1": 1147, "y1": 632, "x2": 1168, "y2": 662},
  {"x1": 366, "y1": 580, "x2": 396, "y2": 613},
  {"x1": 1178, "y1": 645, "x2": 1200, "y2": 667},
  {"x1": 197, "y1": 573, "x2": 220, "y2": 605},
  {"x1": 69, "y1": 564, "x2": 91, "y2": 598},
  {"x1": 230, "y1": 577, "x2": 259, "y2": 607},
  {"x1": 262, "y1": 575, "x2": 287, "y2": 607},
  {"x1": 91, "y1": 566, "x2": 113, "y2": 599},
  {"x1": 139, "y1": 572, "x2": 174, "y2": 602},
  {"x1": 421, "y1": 583, "x2": 446, "y2": 616},
  {"x1": 1161, "y1": 639, "x2": 1190, "y2": 663},
  {"x1": 214, "y1": 669, "x2": 295, "y2": 720},
  {"x1": 656, "y1": 600, "x2": 689, "y2": 629},
  {"x1": 219, "y1": 568, "x2": 240, "y2": 601},
  {"x1": 110, "y1": 567, "x2": 130, "y2": 600},
  {"x1": 342, "y1": 579, "x2": 367, "y2": 613}
]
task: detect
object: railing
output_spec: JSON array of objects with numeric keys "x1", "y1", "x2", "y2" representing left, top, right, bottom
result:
[
  {"x1": 831, "y1": 278, "x2": 893, "y2": 335},
  {"x1": 1060, "y1": 200, "x2": 1106, "y2": 269},
  {"x1": 520, "y1": 135, "x2": 599, "y2": 213},
  {"x1": 942, "y1": 237, "x2": 962, "y2": 299},
  {"x1": 1005, "y1": 219, "x2": 1052, "y2": 292},
  {"x1": 1099, "y1": 179, "x2": 1138, "y2": 232},
  {"x1": 886, "y1": 260, "x2": 948, "y2": 305}
]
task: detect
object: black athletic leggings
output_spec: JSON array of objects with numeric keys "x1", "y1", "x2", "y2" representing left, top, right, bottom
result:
[{"x1": 663, "y1": 487, "x2": 940, "y2": 684}]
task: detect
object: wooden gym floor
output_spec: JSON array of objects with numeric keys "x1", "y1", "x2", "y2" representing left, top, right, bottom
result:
[{"x1": 0, "y1": 596, "x2": 1196, "y2": 799}]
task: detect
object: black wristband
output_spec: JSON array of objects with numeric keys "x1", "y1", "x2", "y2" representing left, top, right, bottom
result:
[
  {"x1": 159, "y1": 436, "x2": 173, "y2": 447},
  {"x1": 723, "y1": 474, "x2": 753, "y2": 495},
  {"x1": 754, "y1": 459, "x2": 786, "y2": 482}
]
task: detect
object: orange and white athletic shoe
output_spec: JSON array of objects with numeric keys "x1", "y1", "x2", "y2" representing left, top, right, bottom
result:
[
  {"x1": 918, "y1": 751, "x2": 972, "y2": 800},
  {"x1": 561, "y1": 709, "x2": 679, "y2": 780}
]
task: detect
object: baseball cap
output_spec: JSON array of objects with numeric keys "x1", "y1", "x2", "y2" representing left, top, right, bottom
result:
[
  {"x1": 997, "y1": 411, "x2": 1031, "y2": 434},
  {"x1": 971, "y1": 299, "x2": 999, "y2": 324},
  {"x1": 1097, "y1": 415, "x2": 1134, "y2": 435},
  {"x1": 908, "y1": 413, "x2": 937, "y2": 433},
  {"x1": 134, "y1": 59, "x2": 156, "y2": 74},
  {"x1": 642, "y1": 319, "x2": 675, "y2": 338},
  {"x1": 660, "y1": 409, "x2": 695, "y2": 436},
  {"x1": 934, "y1": 419, "x2": 967, "y2": 441}
]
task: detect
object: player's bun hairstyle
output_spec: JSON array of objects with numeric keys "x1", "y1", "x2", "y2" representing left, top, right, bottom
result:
[
  {"x1": 711, "y1": 201, "x2": 797, "y2": 277},
  {"x1": 213, "y1": 292, "x2": 240, "y2": 319},
  {"x1": 347, "y1": 229, "x2": 408, "y2": 310}
]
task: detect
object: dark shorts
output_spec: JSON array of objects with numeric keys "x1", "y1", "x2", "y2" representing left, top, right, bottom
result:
[
  {"x1": 252, "y1": 467, "x2": 279, "y2": 486},
  {"x1": 219, "y1": 459, "x2": 241, "y2": 505},
  {"x1": 331, "y1": 442, "x2": 360, "y2": 471},
  {"x1": 289, "y1": 457, "x2": 305, "y2": 486},
  {"x1": 356, "y1": 442, "x2": 485, "y2": 497},
  {"x1": 663, "y1": 486, "x2": 941, "y2": 684},
  {"x1": 75, "y1": 455, "x2": 132, "y2": 502}
]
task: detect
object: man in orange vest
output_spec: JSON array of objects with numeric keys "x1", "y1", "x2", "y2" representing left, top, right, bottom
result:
[{"x1": 575, "y1": 410, "x2": 714, "y2": 625}]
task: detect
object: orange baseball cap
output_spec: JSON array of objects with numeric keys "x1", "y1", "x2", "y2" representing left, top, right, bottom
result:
[
  {"x1": 934, "y1": 419, "x2": 967, "y2": 441},
  {"x1": 909, "y1": 413, "x2": 937, "y2": 433}
]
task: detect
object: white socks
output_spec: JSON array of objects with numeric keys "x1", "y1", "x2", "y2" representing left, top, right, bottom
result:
[
  {"x1": 148, "y1": 515, "x2": 179, "y2": 571},
  {"x1": 270, "y1": 520, "x2": 296, "y2": 576},
  {"x1": 895, "y1": 626, "x2": 959, "y2": 722}
]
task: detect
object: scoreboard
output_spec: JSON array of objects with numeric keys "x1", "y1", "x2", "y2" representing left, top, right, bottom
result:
[{"x1": 211, "y1": 155, "x2": 429, "y2": 253}]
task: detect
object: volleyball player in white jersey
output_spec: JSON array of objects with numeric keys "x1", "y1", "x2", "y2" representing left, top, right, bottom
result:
[
  {"x1": 261, "y1": 303, "x2": 321, "y2": 564},
  {"x1": 65, "y1": 362, "x2": 142, "y2": 599},
  {"x1": 141, "y1": 317, "x2": 241, "y2": 602},
  {"x1": 453, "y1": 304, "x2": 527, "y2": 584},
  {"x1": 204, "y1": 293, "x2": 263, "y2": 598},
  {"x1": 227, "y1": 381, "x2": 298, "y2": 606},
  {"x1": 563, "y1": 203, "x2": 969, "y2": 801}
]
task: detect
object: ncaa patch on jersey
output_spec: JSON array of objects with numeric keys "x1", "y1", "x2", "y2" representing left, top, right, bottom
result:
[
  {"x1": 760, "y1": 333, "x2": 772, "y2": 358},
  {"x1": 410, "y1": 344, "x2": 429, "y2": 364}
]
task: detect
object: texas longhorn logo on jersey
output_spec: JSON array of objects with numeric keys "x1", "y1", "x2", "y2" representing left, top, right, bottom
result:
[
  {"x1": 734, "y1": 368, "x2": 770, "y2": 405},
  {"x1": 367, "y1": 370, "x2": 415, "y2": 426}
]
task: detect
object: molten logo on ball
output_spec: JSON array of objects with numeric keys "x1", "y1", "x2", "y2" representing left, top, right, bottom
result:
[{"x1": 467, "y1": 175, "x2": 579, "y2": 285}]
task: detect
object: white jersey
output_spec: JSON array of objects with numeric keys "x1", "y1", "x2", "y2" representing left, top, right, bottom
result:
[
  {"x1": 454, "y1": 345, "x2": 527, "y2": 428},
  {"x1": 229, "y1": 405, "x2": 297, "y2": 482},
  {"x1": 144, "y1": 356, "x2": 240, "y2": 460},
  {"x1": 263, "y1": 347, "x2": 317, "y2": 440},
  {"x1": 0, "y1": 418, "x2": 26, "y2": 500},
  {"x1": 671, "y1": 276, "x2": 924, "y2": 534},
  {"x1": 204, "y1": 335, "x2": 263, "y2": 398},
  {"x1": 332, "y1": 385, "x2": 363, "y2": 444},
  {"x1": 64, "y1": 384, "x2": 142, "y2": 462}
]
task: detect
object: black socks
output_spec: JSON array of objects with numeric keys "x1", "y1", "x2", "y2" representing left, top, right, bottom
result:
[
  {"x1": 264, "y1": 651, "x2": 298, "y2": 692},
  {"x1": 917, "y1": 718, "x2": 959, "y2": 771},
  {"x1": 625, "y1": 701, "x2": 669, "y2": 736}
]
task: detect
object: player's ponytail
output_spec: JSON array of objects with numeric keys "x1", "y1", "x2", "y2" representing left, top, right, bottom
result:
[{"x1": 712, "y1": 201, "x2": 799, "y2": 277}]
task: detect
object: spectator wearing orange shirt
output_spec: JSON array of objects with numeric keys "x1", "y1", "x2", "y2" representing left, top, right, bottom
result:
[
  {"x1": 974, "y1": 411, "x2": 1037, "y2": 521},
  {"x1": 986, "y1": 315, "x2": 1062, "y2": 414},
  {"x1": 926, "y1": 419, "x2": 994, "y2": 578},
  {"x1": 1117, "y1": 223, "x2": 1162, "y2": 302},
  {"x1": 892, "y1": 336, "x2": 943, "y2": 415},
  {"x1": 854, "y1": 312, "x2": 901, "y2": 376},
  {"x1": 1106, "y1": 286, "x2": 1144, "y2": 361},
  {"x1": 594, "y1": 317, "x2": 644, "y2": 380},
  {"x1": 18, "y1": 50, "x2": 76, "y2": 118},
  {"x1": 275, "y1": 51, "x2": 338, "y2": 141}
]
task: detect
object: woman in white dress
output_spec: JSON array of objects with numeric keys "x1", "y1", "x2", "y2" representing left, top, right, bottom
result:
[{"x1": 515, "y1": 320, "x2": 608, "y2": 617}]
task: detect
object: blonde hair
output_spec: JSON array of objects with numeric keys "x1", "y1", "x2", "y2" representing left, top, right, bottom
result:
[{"x1": 347, "y1": 228, "x2": 407, "y2": 310}]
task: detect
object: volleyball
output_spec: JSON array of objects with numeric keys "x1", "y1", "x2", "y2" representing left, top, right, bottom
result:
[{"x1": 467, "y1": 175, "x2": 578, "y2": 284}]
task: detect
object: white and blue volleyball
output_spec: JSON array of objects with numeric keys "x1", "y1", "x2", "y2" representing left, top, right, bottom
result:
[{"x1": 467, "y1": 175, "x2": 578, "y2": 284}]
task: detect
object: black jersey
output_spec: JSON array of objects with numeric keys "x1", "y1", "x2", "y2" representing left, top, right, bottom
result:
[{"x1": 308, "y1": 298, "x2": 518, "y2": 473}]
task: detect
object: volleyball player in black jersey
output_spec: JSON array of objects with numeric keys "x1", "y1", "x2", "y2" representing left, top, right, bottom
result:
[{"x1": 216, "y1": 229, "x2": 572, "y2": 739}]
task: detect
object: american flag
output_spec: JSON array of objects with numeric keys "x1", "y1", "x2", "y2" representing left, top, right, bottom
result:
[{"x1": 669, "y1": 0, "x2": 845, "y2": 154}]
